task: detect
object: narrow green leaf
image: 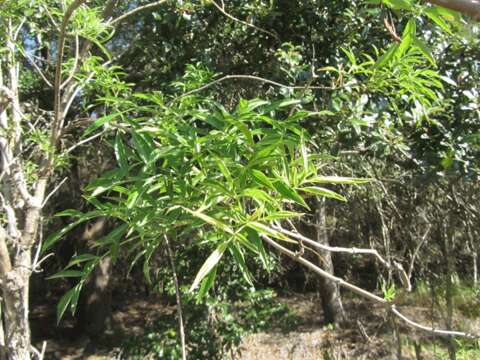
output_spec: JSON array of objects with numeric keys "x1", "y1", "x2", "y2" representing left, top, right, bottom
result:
[
  {"x1": 114, "y1": 133, "x2": 129, "y2": 169},
  {"x1": 375, "y1": 43, "x2": 399, "y2": 69},
  {"x1": 251, "y1": 169, "x2": 276, "y2": 191},
  {"x1": 47, "y1": 270, "x2": 84, "y2": 280},
  {"x1": 247, "y1": 222, "x2": 296, "y2": 243},
  {"x1": 197, "y1": 266, "x2": 217, "y2": 299},
  {"x1": 424, "y1": 7, "x2": 453, "y2": 34},
  {"x1": 300, "y1": 186, "x2": 347, "y2": 202},
  {"x1": 190, "y1": 243, "x2": 228, "y2": 292},
  {"x1": 383, "y1": 0, "x2": 412, "y2": 10},
  {"x1": 412, "y1": 38, "x2": 436, "y2": 66},
  {"x1": 56, "y1": 287, "x2": 76, "y2": 324},
  {"x1": 65, "y1": 254, "x2": 99, "y2": 269},
  {"x1": 273, "y1": 178, "x2": 309, "y2": 208},
  {"x1": 229, "y1": 243, "x2": 253, "y2": 286},
  {"x1": 83, "y1": 112, "x2": 123, "y2": 137},
  {"x1": 310, "y1": 176, "x2": 370, "y2": 184},
  {"x1": 183, "y1": 208, "x2": 235, "y2": 235},
  {"x1": 242, "y1": 188, "x2": 275, "y2": 205},
  {"x1": 397, "y1": 19, "x2": 416, "y2": 57},
  {"x1": 42, "y1": 211, "x2": 102, "y2": 253}
]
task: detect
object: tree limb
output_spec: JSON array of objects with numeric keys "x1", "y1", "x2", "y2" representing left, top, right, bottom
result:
[
  {"x1": 210, "y1": 0, "x2": 279, "y2": 40},
  {"x1": 109, "y1": 0, "x2": 168, "y2": 26},
  {"x1": 260, "y1": 234, "x2": 477, "y2": 339},
  {"x1": 51, "y1": 0, "x2": 88, "y2": 153},
  {"x1": 171, "y1": 74, "x2": 339, "y2": 103}
]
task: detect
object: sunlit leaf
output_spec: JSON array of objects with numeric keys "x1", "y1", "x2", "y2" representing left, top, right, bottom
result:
[{"x1": 190, "y1": 243, "x2": 228, "y2": 292}]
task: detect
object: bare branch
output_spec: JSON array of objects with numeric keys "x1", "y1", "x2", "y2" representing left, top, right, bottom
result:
[
  {"x1": 109, "y1": 0, "x2": 168, "y2": 26},
  {"x1": 19, "y1": 49, "x2": 53, "y2": 88},
  {"x1": 272, "y1": 224, "x2": 390, "y2": 267},
  {"x1": 172, "y1": 74, "x2": 339, "y2": 103},
  {"x1": 13, "y1": 18, "x2": 26, "y2": 41},
  {"x1": 261, "y1": 234, "x2": 387, "y2": 304},
  {"x1": 64, "y1": 130, "x2": 105, "y2": 155},
  {"x1": 42, "y1": 4, "x2": 59, "y2": 30},
  {"x1": 165, "y1": 235, "x2": 187, "y2": 360},
  {"x1": 391, "y1": 306, "x2": 476, "y2": 338},
  {"x1": 408, "y1": 225, "x2": 431, "y2": 281},
  {"x1": 261, "y1": 234, "x2": 477, "y2": 339},
  {"x1": 42, "y1": 177, "x2": 68, "y2": 207},
  {"x1": 210, "y1": 0, "x2": 279, "y2": 40}
]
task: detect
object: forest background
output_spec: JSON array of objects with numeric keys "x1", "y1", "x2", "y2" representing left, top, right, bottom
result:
[{"x1": 0, "y1": 0, "x2": 480, "y2": 359}]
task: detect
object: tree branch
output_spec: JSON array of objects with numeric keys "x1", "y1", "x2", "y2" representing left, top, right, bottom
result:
[
  {"x1": 260, "y1": 234, "x2": 477, "y2": 339},
  {"x1": 171, "y1": 74, "x2": 339, "y2": 103},
  {"x1": 164, "y1": 235, "x2": 187, "y2": 360},
  {"x1": 210, "y1": 0, "x2": 279, "y2": 40},
  {"x1": 51, "y1": 0, "x2": 88, "y2": 154},
  {"x1": 272, "y1": 224, "x2": 390, "y2": 267},
  {"x1": 60, "y1": 35, "x2": 79, "y2": 90},
  {"x1": 109, "y1": 0, "x2": 168, "y2": 26}
]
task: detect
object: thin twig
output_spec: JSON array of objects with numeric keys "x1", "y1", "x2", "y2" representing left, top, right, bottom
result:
[
  {"x1": 42, "y1": 177, "x2": 68, "y2": 207},
  {"x1": 65, "y1": 131, "x2": 105, "y2": 154},
  {"x1": 210, "y1": 0, "x2": 279, "y2": 40},
  {"x1": 408, "y1": 225, "x2": 431, "y2": 282},
  {"x1": 13, "y1": 18, "x2": 26, "y2": 41},
  {"x1": 20, "y1": 50, "x2": 53, "y2": 88},
  {"x1": 110, "y1": 0, "x2": 168, "y2": 25},
  {"x1": 42, "y1": 4, "x2": 59, "y2": 30},
  {"x1": 164, "y1": 234, "x2": 187, "y2": 360}
]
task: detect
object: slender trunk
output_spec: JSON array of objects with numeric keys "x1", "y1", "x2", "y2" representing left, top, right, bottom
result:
[
  {"x1": 443, "y1": 222, "x2": 456, "y2": 360},
  {"x1": 165, "y1": 235, "x2": 187, "y2": 360},
  {"x1": 391, "y1": 313, "x2": 402, "y2": 360},
  {"x1": 474, "y1": 251, "x2": 478, "y2": 287},
  {"x1": 315, "y1": 198, "x2": 346, "y2": 325}
]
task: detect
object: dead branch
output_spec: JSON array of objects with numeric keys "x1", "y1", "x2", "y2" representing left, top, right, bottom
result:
[{"x1": 261, "y1": 234, "x2": 477, "y2": 339}]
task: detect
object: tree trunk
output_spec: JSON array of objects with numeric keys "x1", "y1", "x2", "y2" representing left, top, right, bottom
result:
[
  {"x1": 78, "y1": 256, "x2": 113, "y2": 338},
  {"x1": 443, "y1": 220, "x2": 456, "y2": 360},
  {"x1": 76, "y1": 218, "x2": 113, "y2": 339},
  {"x1": 2, "y1": 250, "x2": 32, "y2": 360},
  {"x1": 315, "y1": 198, "x2": 346, "y2": 326},
  {"x1": 474, "y1": 251, "x2": 478, "y2": 287}
]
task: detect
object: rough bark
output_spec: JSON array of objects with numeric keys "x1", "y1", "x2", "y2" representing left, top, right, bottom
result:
[
  {"x1": 2, "y1": 250, "x2": 32, "y2": 360},
  {"x1": 314, "y1": 198, "x2": 346, "y2": 326}
]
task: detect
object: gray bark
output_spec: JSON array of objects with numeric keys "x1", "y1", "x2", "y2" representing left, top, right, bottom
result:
[{"x1": 315, "y1": 198, "x2": 346, "y2": 326}]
